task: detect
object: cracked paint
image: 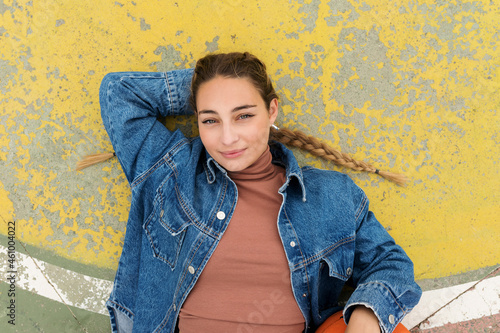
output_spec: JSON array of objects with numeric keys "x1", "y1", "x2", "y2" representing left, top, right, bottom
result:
[{"x1": 0, "y1": 0, "x2": 498, "y2": 284}]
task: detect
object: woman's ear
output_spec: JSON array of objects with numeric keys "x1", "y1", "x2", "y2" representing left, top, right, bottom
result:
[{"x1": 268, "y1": 98, "x2": 279, "y2": 124}]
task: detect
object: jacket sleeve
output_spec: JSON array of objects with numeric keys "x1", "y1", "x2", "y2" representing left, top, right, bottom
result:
[
  {"x1": 343, "y1": 184, "x2": 422, "y2": 333},
  {"x1": 99, "y1": 69, "x2": 194, "y2": 183}
]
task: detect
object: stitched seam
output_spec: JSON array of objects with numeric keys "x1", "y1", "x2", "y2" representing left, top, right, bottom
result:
[
  {"x1": 131, "y1": 139, "x2": 187, "y2": 189},
  {"x1": 175, "y1": 185, "x2": 207, "y2": 233},
  {"x1": 358, "y1": 281, "x2": 406, "y2": 314},
  {"x1": 107, "y1": 299, "x2": 135, "y2": 317},
  {"x1": 282, "y1": 208, "x2": 311, "y2": 296},
  {"x1": 143, "y1": 192, "x2": 177, "y2": 267},
  {"x1": 163, "y1": 138, "x2": 191, "y2": 176},
  {"x1": 120, "y1": 74, "x2": 164, "y2": 80},
  {"x1": 166, "y1": 157, "x2": 178, "y2": 180},
  {"x1": 172, "y1": 235, "x2": 205, "y2": 303},
  {"x1": 154, "y1": 305, "x2": 173, "y2": 333},
  {"x1": 206, "y1": 176, "x2": 230, "y2": 236},
  {"x1": 168, "y1": 137, "x2": 189, "y2": 156},
  {"x1": 144, "y1": 230, "x2": 176, "y2": 267},
  {"x1": 165, "y1": 72, "x2": 174, "y2": 115},
  {"x1": 142, "y1": 174, "x2": 173, "y2": 227},
  {"x1": 354, "y1": 195, "x2": 368, "y2": 222},
  {"x1": 323, "y1": 256, "x2": 350, "y2": 280},
  {"x1": 292, "y1": 236, "x2": 355, "y2": 270},
  {"x1": 142, "y1": 226, "x2": 176, "y2": 267},
  {"x1": 104, "y1": 80, "x2": 116, "y2": 156}
]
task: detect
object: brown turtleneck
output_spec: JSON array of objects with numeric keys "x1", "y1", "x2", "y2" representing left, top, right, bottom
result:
[{"x1": 178, "y1": 148, "x2": 305, "y2": 332}]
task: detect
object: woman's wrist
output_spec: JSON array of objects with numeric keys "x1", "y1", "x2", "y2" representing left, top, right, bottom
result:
[{"x1": 345, "y1": 305, "x2": 381, "y2": 333}]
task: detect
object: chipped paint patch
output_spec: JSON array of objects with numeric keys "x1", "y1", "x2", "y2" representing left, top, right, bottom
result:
[{"x1": 0, "y1": 244, "x2": 112, "y2": 315}]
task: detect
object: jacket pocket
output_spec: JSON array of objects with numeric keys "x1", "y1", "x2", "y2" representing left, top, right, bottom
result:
[
  {"x1": 317, "y1": 238, "x2": 355, "y2": 311},
  {"x1": 143, "y1": 184, "x2": 190, "y2": 269}
]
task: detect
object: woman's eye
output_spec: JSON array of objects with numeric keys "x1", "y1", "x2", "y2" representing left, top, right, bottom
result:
[
  {"x1": 238, "y1": 114, "x2": 254, "y2": 120},
  {"x1": 201, "y1": 119, "x2": 217, "y2": 124}
]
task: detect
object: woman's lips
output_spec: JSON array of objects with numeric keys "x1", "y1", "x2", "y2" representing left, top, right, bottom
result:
[{"x1": 220, "y1": 149, "x2": 246, "y2": 158}]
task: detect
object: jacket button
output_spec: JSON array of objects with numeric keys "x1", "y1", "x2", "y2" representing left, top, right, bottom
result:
[
  {"x1": 188, "y1": 266, "x2": 195, "y2": 274},
  {"x1": 290, "y1": 241, "x2": 296, "y2": 247},
  {"x1": 173, "y1": 304, "x2": 176, "y2": 311},
  {"x1": 160, "y1": 209, "x2": 164, "y2": 218},
  {"x1": 216, "y1": 211, "x2": 226, "y2": 220},
  {"x1": 388, "y1": 314, "x2": 395, "y2": 324},
  {"x1": 346, "y1": 267, "x2": 352, "y2": 276}
]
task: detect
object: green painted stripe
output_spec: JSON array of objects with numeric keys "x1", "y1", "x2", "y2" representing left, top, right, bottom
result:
[
  {"x1": 416, "y1": 264, "x2": 499, "y2": 291},
  {"x1": 0, "y1": 283, "x2": 110, "y2": 333}
]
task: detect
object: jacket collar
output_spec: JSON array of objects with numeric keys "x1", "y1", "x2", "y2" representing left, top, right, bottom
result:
[
  {"x1": 270, "y1": 142, "x2": 307, "y2": 202},
  {"x1": 204, "y1": 141, "x2": 307, "y2": 202}
]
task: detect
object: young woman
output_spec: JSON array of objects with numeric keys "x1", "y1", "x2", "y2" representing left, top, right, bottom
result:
[{"x1": 94, "y1": 52, "x2": 421, "y2": 333}]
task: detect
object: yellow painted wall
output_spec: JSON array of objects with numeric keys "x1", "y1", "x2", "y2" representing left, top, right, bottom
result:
[{"x1": 1, "y1": 0, "x2": 498, "y2": 280}]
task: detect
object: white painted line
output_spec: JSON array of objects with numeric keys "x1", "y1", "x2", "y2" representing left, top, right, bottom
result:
[
  {"x1": 402, "y1": 275, "x2": 500, "y2": 329},
  {"x1": 1, "y1": 243, "x2": 499, "y2": 328},
  {"x1": 0, "y1": 244, "x2": 113, "y2": 315},
  {"x1": 402, "y1": 280, "x2": 476, "y2": 329}
]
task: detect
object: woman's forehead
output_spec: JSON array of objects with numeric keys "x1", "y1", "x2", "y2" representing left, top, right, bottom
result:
[{"x1": 197, "y1": 77, "x2": 264, "y2": 108}]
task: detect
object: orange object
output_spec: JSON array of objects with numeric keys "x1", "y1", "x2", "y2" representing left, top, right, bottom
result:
[{"x1": 315, "y1": 311, "x2": 410, "y2": 333}]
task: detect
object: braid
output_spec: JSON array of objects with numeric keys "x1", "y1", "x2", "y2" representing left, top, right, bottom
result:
[
  {"x1": 76, "y1": 152, "x2": 116, "y2": 171},
  {"x1": 270, "y1": 127, "x2": 408, "y2": 186}
]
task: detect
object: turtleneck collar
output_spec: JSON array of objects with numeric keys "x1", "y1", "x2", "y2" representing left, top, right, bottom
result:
[{"x1": 226, "y1": 146, "x2": 276, "y2": 181}]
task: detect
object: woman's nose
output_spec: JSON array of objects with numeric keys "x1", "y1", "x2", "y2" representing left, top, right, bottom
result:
[{"x1": 221, "y1": 124, "x2": 239, "y2": 146}]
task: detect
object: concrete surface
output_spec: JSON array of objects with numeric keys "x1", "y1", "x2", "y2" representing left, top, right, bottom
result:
[{"x1": 1, "y1": 0, "x2": 499, "y2": 332}]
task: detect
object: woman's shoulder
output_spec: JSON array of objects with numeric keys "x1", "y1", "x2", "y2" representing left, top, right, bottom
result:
[
  {"x1": 301, "y1": 166, "x2": 355, "y2": 185},
  {"x1": 300, "y1": 166, "x2": 366, "y2": 200},
  {"x1": 130, "y1": 134, "x2": 204, "y2": 187}
]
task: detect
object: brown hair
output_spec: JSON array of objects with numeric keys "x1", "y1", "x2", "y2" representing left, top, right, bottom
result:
[
  {"x1": 78, "y1": 52, "x2": 407, "y2": 185},
  {"x1": 189, "y1": 52, "x2": 277, "y2": 113}
]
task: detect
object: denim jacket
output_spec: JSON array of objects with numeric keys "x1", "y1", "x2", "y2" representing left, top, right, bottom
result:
[{"x1": 100, "y1": 70, "x2": 421, "y2": 333}]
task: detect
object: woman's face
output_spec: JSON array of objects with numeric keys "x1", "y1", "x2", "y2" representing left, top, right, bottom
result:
[{"x1": 196, "y1": 76, "x2": 278, "y2": 172}]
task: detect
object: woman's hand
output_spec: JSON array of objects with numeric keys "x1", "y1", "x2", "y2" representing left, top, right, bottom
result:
[{"x1": 345, "y1": 306, "x2": 381, "y2": 333}]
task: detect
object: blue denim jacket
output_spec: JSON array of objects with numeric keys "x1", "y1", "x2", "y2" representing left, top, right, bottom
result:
[{"x1": 100, "y1": 70, "x2": 421, "y2": 333}]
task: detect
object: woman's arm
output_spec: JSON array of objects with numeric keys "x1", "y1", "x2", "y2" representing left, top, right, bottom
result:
[
  {"x1": 343, "y1": 184, "x2": 422, "y2": 333},
  {"x1": 99, "y1": 69, "x2": 194, "y2": 183}
]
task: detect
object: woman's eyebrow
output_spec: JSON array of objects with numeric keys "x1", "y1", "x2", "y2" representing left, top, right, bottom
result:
[
  {"x1": 198, "y1": 104, "x2": 257, "y2": 115},
  {"x1": 232, "y1": 104, "x2": 257, "y2": 112},
  {"x1": 197, "y1": 109, "x2": 217, "y2": 115}
]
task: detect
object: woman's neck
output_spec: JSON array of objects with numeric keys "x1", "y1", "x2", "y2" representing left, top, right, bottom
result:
[{"x1": 226, "y1": 146, "x2": 275, "y2": 181}]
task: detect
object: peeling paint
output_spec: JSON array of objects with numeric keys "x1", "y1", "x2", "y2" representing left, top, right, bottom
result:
[
  {"x1": 0, "y1": 245, "x2": 112, "y2": 315},
  {"x1": 140, "y1": 17, "x2": 150, "y2": 31},
  {"x1": 205, "y1": 35, "x2": 220, "y2": 52}
]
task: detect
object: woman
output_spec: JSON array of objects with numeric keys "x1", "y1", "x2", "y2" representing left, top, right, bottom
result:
[{"x1": 94, "y1": 52, "x2": 421, "y2": 333}]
